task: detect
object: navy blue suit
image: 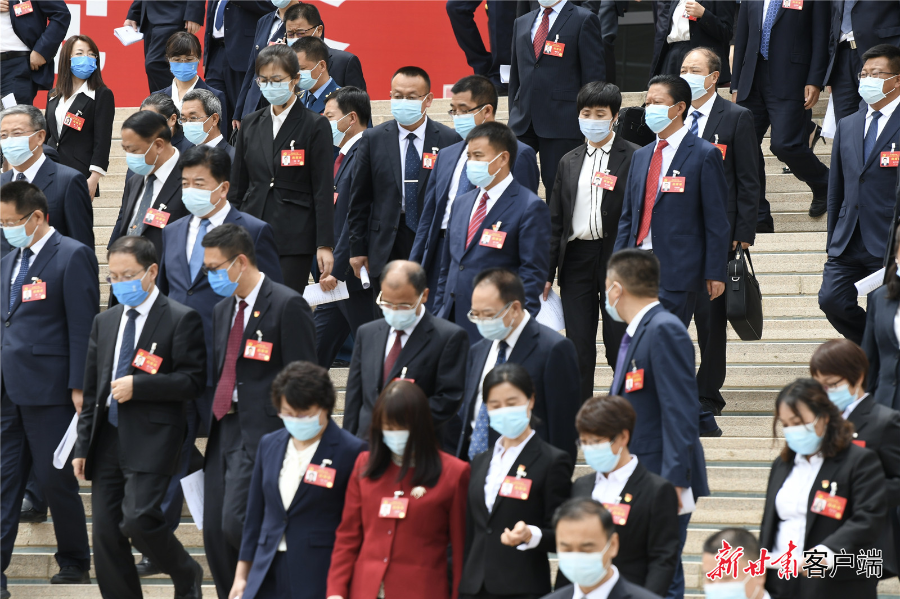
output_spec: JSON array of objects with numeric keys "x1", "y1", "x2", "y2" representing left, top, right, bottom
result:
[
  {"x1": 127, "y1": 0, "x2": 206, "y2": 93},
  {"x1": 0, "y1": 231, "x2": 97, "y2": 586},
  {"x1": 434, "y1": 178, "x2": 550, "y2": 342},
  {"x1": 863, "y1": 286, "x2": 900, "y2": 411},
  {"x1": 819, "y1": 105, "x2": 900, "y2": 345},
  {"x1": 233, "y1": 10, "x2": 285, "y2": 121},
  {"x1": 326, "y1": 48, "x2": 367, "y2": 91},
  {"x1": 0, "y1": 0, "x2": 69, "y2": 104},
  {"x1": 301, "y1": 78, "x2": 340, "y2": 115},
  {"x1": 446, "y1": 0, "x2": 517, "y2": 91}
]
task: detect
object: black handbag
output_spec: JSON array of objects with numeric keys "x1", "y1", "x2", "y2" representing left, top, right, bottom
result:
[
  {"x1": 726, "y1": 246, "x2": 763, "y2": 341},
  {"x1": 614, "y1": 106, "x2": 656, "y2": 148}
]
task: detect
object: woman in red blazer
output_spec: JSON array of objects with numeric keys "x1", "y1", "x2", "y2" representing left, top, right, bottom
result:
[{"x1": 327, "y1": 380, "x2": 470, "y2": 599}]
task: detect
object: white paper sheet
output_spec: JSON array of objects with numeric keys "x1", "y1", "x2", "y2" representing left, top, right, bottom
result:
[
  {"x1": 1, "y1": 94, "x2": 17, "y2": 109},
  {"x1": 678, "y1": 486, "x2": 696, "y2": 515},
  {"x1": 536, "y1": 289, "x2": 565, "y2": 331},
  {"x1": 114, "y1": 26, "x2": 143, "y2": 46},
  {"x1": 855, "y1": 267, "x2": 886, "y2": 296},
  {"x1": 360, "y1": 266, "x2": 371, "y2": 290},
  {"x1": 822, "y1": 95, "x2": 836, "y2": 140},
  {"x1": 323, "y1": 37, "x2": 349, "y2": 51},
  {"x1": 500, "y1": 65, "x2": 511, "y2": 84},
  {"x1": 52, "y1": 415, "x2": 78, "y2": 469},
  {"x1": 180, "y1": 470, "x2": 205, "y2": 530},
  {"x1": 303, "y1": 281, "x2": 350, "y2": 307}
]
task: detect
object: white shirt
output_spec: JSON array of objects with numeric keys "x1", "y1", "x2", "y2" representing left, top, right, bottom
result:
[
  {"x1": 212, "y1": 0, "x2": 226, "y2": 39},
  {"x1": 170, "y1": 77, "x2": 198, "y2": 112},
  {"x1": 762, "y1": 0, "x2": 776, "y2": 26},
  {"x1": 894, "y1": 302, "x2": 900, "y2": 347},
  {"x1": 107, "y1": 286, "x2": 160, "y2": 407},
  {"x1": 472, "y1": 311, "x2": 531, "y2": 430},
  {"x1": 687, "y1": 93, "x2": 718, "y2": 139},
  {"x1": 277, "y1": 438, "x2": 320, "y2": 551},
  {"x1": 398, "y1": 117, "x2": 428, "y2": 212},
  {"x1": 469, "y1": 173, "x2": 514, "y2": 224},
  {"x1": 571, "y1": 136, "x2": 615, "y2": 241},
  {"x1": 186, "y1": 201, "x2": 231, "y2": 262},
  {"x1": 530, "y1": 0, "x2": 567, "y2": 41},
  {"x1": 484, "y1": 431, "x2": 542, "y2": 550},
  {"x1": 443, "y1": 146, "x2": 470, "y2": 230},
  {"x1": 0, "y1": 7, "x2": 30, "y2": 52},
  {"x1": 271, "y1": 96, "x2": 298, "y2": 138},
  {"x1": 11, "y1": 152, "x2": 46, "y2": 184},
  {"x1": 842, "y1": 392, "x2": 868, "y2": 419},
  {"x1": 231, "y1": 273, "x2": 266, "y2": 401},
  {"x1": 10, "y1": 226, "x2": 55, "y2": 283},
  {"x1": 666, "y1": 0, "x2": 691, "y2": 43},
  {"x1": 625, "y1": 301, "x2": 661, "y2": 337},
  {"x1": 53, "y1": 84, "x2": 105, "y2": 176},
  {"x1": 129, "y1": 148, "x2": 180, "y2": 227},
  {"x1": 340, "y1": 130, "x2": 364, "y2": 156},
  {"x1": 865, "y1": 94, "x2": 900, "y2": 140},
  {"x1": 383, "y1": 307, "x2": 427, "y2": 358},
  {"x1": 573, "y1": 566, "x2": 620, "y2": 599},
  {"x1": 205, "y1": 134, "x2": 223, "y2": 148},
  {"x1": 771, "y1": 452, "x2": 825, "y2": 564},
  {"x1": 591, "y1": 455, "x2": 639, "y2": 504},
  {"x1": 640, "y1": 124, "x2": 689, "y2": 250},
  {"x1": 268, "y1": 13, "x2": 283, "y2": 42}
]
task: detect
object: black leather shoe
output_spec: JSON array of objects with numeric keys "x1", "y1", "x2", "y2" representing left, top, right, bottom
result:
[
  {"x1": 331, "y1": 359, "x2": 350, "y2": 368},
  {"x1": 2, "y1": 586, "x2": 11, "y2": 599},
  {"x1": 756, "y1": 221, "x2": 775, "y2": 234},
  {"x1": 808, "y1": 188, "x2": 827, "y2": 218},
  {"x1": 700, "y1": 427, "x2": 724, "y2": 438},
  {"x1": 174, "y1": 559, "x2": 203, "y2": 599},
  {"x1": 19, "y1": 496, "x2": 47, "y2": 523},
  {"x1": 50, "y1": 565, "x2": 89, "y2": 584},
  {"x1": 135, "y1": 556, "x2": 161, "y2": 577}
]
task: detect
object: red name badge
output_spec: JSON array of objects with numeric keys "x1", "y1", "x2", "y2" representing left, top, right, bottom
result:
[
  {"x1": 304, "y1": 464, "x2": 337, "y2": 488},
  {"x1": 422, "y1": 153, "x2": 437, "y2": 169},
  {"x1": 543, "y1": 40, "x2": 565, "y2": 57},
  {"x1": 499, "y1": 476, "x2": 533, "y2": 500},
  {"x1": 243, "y1": 339, "x2": 273, "y2": 361},
  {"x1": 592, "y1": 172, "x2": 617, "y2": 191},
  {"x1": 63, "y1": 112, "x2": 85, "y2": 131},
  {"x1": 811, "y1": 490, "x2": 846, "y2": 520},
  {"x1": 683, "y1": 10, "x2": 697, "y2": 21},
  {"x1": 281, "y1": 149, "x2": 305, "y2": 166},
  {"x1": 782, "y1": 0, "x2": 802, "y2": 8},
  {"x1": 714, "y1": 144, "x2": 727, "y2": 160},
  {"x1": 881, "y1": 152, "x2": 900, "y2": 167},
  {"x1": 602, "y1": 502, "x2": 632, "y2": 525},
  {"x1": 379, "y1": 497, "x2": 409, "y2": 518},
  {"x1": 852, "y1": 439, "x2": 867, "y2": 448},
  {"x1": 661, "y1": 176, "x2": 685, "y2": 193},
  {"x1": 22, "y1": 279, "x2": 46, "y2": 302},
  {"x1": 132, "y1": 349, "x2": 163, "y2": 374},
  {"x1": 143, "y1": 207, "x2": 170, "y2": 228},
  {"x1": 13, "y1": 1, "x2": 33, "y2": 16},
  {"x1": 625, "y1": 369, "x2": 644, "y2": 393},
  {"x1": 479, "y1": 229, "x2": 507, "y2": 249}
]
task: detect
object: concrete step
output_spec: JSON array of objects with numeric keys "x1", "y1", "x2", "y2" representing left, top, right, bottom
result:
[
  {"x1": 771, "y1": 212, "x2": 827, "y2": 232},
  {"x1": 590, "y1": 362, "x2": 810, "y2": 391},
  {"x1": 4, "y1": 584, "x2": 219, "y2": 598},
  {"x1": 701, "y1": 437, "x2": 782, "y2": 463},
  {"x1": 6, "y1": 551, "x2": 210, "y2": 582}
]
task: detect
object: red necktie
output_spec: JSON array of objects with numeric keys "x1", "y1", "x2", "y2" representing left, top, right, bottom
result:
[
  {"x1": 466, "y1": 192, "x2": 489, "y2": 248},
  {"x1": 533, "y1": 7, "x2": 552, "y2": 60},
  {"x1": 383, "y1": 331, "x2": 403, "y2": 385},
  {"x1": 636, "y1": 140, "x2": 668, "y2": 246},
  {"x1": 334, "y1": 153, "x2": 344, "y2": 180},
  {"x1": 213, "y1": 300, "x2": 247, "y2": 420}
]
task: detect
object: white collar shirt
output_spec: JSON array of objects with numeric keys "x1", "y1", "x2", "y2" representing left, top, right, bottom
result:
[
  {"x1": 108, "y1": 286, "x2": 160, "y2": 407},
  {"x1": 277, "y1": 438, "x2": 321, "y2": 550},
  {"x1": 666, "y1": 0, "x2": 691, "y2": 43},
  {"x1": 842, "y1": 392, "x2": 868, "y2": 419},
  {"x1": 771, "y1": 452, "x2": 824, "y2": 563},
  {"x1": 687, "y1": 93, "x2": 718, "y2": 139},
  {"x1": 625, "y1": 301, "x2": 661, "y2": 337},
  {"x1": 383, "y1": 307, "x2": 427, "y2": 359},
  {"x1": 472, "y1": 311, "x2": 530, "y2": 430},
  {"x1": 271, "y1": 96, "x2": 297, "y2": 139},
  {"x1": 11, "y1": 226, "x2": 55, "y2": 283},
  {"x1": 398, "y1": 117, "x2": 428, "y2": 211},
  {"x1": 340, "y1": 130, "x2": 364, "y2": 156},
  {"x1": 231, "y1": 273, "x2": 265, "y2": 401},
  {"x1": 591, "y1": 455, "x2": 639, "y2": 504},
  {"x1": 484, "y1": 431, "x2": 537, "y2": 512},
  {"x1": 865, "y1": 93, "x2": 900, "y2": 139},
  {"x1": 530, "y1": 1, "x2": 567, "y2": 40},
  {"x1": 469, "y1": 172, "x2": 514, "y2": 224},
  {"x1": 205, "y1": 134, "x2": 223, "y2": 148},
  {"x1": 573, "y1": 566, "x2": 620, "y2": 599},
  {"x1": 186, "y1": 201, "x2": 231, "y2": 261},
  {"x1": 572, "y1": 135, "x2": 615, "y2": 241},
  {"x1": 443, "y1": 144, "x2": 470, "y2": 230},
  {"x1": 171, "y1": 77, "x2": 199, "y2": 112},
  {"x1": 130, "y1": 148, "x2": 180, "y2": 226},
  {"x1": 640, "y1": 124, "x2": 688, "y2": 250},
  {"x1": 11, "y1": 152, "x2": 46, "y2": 183},
  {"x1": 54, "y1": 84, "x2": 105, "y2": 175},
  {"x1": 0, "y1": 8, "x2": 30, "y2": 52}
]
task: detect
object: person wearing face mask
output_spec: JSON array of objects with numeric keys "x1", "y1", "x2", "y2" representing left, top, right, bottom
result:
[
  {"x1": 229, "y1": 44, "x2": 335, "y2": 294},
  {"x1": 433, "y1": 122, "x2": 548, "y2": 339},
  {"x1": 343, "y1": 260, "x2": 468, "y2": 451},
  {"x1": 291, "y1": 36, "x2": 339, "y2": 114},
  {"x1": 328, "y1": 380, "x2": 470, "y2": 599},
  {"x1": 613, "y1": 74, "x2": 730, "y2": 331},
  {"x1": 459, "y1": 363, "x2": 572, "y2": 599},
  {"x1": 546, "y1": 81, "x2": 637, "y2": 400},
  {"x1": 200, "y1": 223, "x2": 316, "y2": 599},
  {"x1": 456, "y1": 269, "x2": 580, "y2": 463},
  {"x1": 411, "y1": 75, "x2": 539, "y2": 305},
  {"x1": 181, "y1": 88, "x2": 234, "y2": 159},
  {"x1": 72, "y1": 235, "x2": 206, "y2": 599},
  {"x1": 700, "y1": 528, "x2": 768, "y2": 599},
  {"x1": 0, "y1": 182, "x2": 97, "y2": 592},
  {"x1": 761, "y1": 378, "x2": 893, "y2": 599},
  {"x1": 138, "y1": 93, "x2": 194, "y2": 158},
  {"x1": 229, "y1": 361, "x2": 366, "y2": 599},
  {"x1": 819, "y1": 44, "x2": 900, "y2": 347},
  {"x1": 862, "y1": 222, "x2": 900, "y2": 411},
  {"x1": 540, "y1": 498, "x2": 662, "y2": 599},
  {"x1": 649, "y1": 0, "x2": 733, "y2": 87}
]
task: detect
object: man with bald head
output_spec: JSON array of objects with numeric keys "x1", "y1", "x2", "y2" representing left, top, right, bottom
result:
[{"x1": 343, "y1": 260, "x2": 469, "y2": 450}]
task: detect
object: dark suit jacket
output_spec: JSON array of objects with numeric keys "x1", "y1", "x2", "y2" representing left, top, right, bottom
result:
[
  {"x1": 327, "y1": 47, "x2": 367, "y2": 91},
  {"x1": 862, "y1": 286, "x2": 900, "y2": 411},
  {"x1": 210, "y1": 275, "x2": 316, "y2": 456},
  {"x1": 846, "y1": 396, "x2": 900, "y2": 509},
  {"x1": 127, "y1": 0, "x2": 206, "y2": 26},
  {"x1": 609, "y1": 305, "x2": 710, "y2": 496},
  {"x1": 4, "y1": 0, "x2": 70, "y2": 90},
  {"x1": 825, "y1": 1, "x2": 900, "y2": 86},
  {"x1": 732, "y1": 0, "x2": 830, "y2": 102},
  {"x1": 650, "y1": 0, "x2": 734, "y2": 85},
  {"x1": 541, "y1": 579, "x2": 663, "y2": 599},
  {"x1": 75, "y1": 292, "x2": 206, "y2": 479},
  {"x1": 154, "y1": 79, "x2": 227, "y2": 120},
  {"x1": 45, "y1": 85, "x2": 115, "y2": 179},
  {"x1": 0, "y1": 231, "x2": 98, "y2": 405},
  {"x1": 0, "y1": 157, "x2": 94, "y2": 257},
  {"x1": 158, "y1": 206, "x2": 283, "y2": 388},
  {"x1": 568, "y1": 462, "x2": 679, "y2": 596},
  {"x1": 460, "y1": 435, "x2": 573, "y2": 597},
  {"x1": 238, "y1": 422, "x2": 367, "y2": 599},
  {"x1": 343, "y1": 310, "x2": 469, "y2": 441},
  {"x1": 508, "y1": 2, "x2": 605, "y2": 139},
  {"x1": 410, "y1": 138, "x2": 540, "y2": 279},
  {"x1": 346, "y1": 117, "x2": 461, "y2": 277},
  {"x1": 214, "y1": 139, "x2": 235, "y2": 160},
  {"x1": 229, "y1": 101, "x2": 335, "y2": 255},
  {"x1": 203, "y1": 0, "x2": 272, "y2": 71},
  {"x1": 234, "y1": 10, "x2": 285, "y2": 120},
  {"x1": 455, "y1": 317, "x2": 581, "y2": 462},
  {"x1": 302, "y1": 78, "x2": 340, "y2": 115},
  {"x1": 548, "y1": 135, "x2": 639, "y2": 284},
  {"x1": 332, "y1": 139, "x2": 363, "y2": 291},
  {"x1": 614, "y1": 131, "x2": 730, "y2": 292}
]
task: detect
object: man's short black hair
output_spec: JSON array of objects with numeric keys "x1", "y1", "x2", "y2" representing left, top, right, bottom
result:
[
  {"x1": 0, "y1": 181, "x2": 49, "y2": 216},
  {"x1": 702, "y1": 528, "x2": 761, "y2": 562},
  {"x1": 577, "y1": 81, "x2": 622, "y2": 115},
  {"x1": 108, "y1": 236, "x2": 157, "y2": 269},
  {"x1": 178, "y1": 145, "x2": 231, "y2": 184},
  {"x1": 291, "y1": 35, "x2": 329, "y2": 66},
  {"x1": 553, "y1": 498, "x2": 615, "y2": 538},
  {"x1": 862, "y1": 43, "x2": 900, "y2": 76},
  {"x1": 201, "y1": 223, "x2": 257, "y2": 267},
  {"x1": 271, "y1": 361, "x2": 336, "y2": 415},
  {"x1": 285, "y1": 2, "x2": 322, "y2": 27},
  {"x1": 326, "y1": 86, "x2": 372, "y2": 126},
  {"x1": 606, "y1": 249, "x2": 660, "y2": 298},
  {"x1": 648, "y1": 74, "x2": 692, "y2": 111},
  {"x1": 392, "y1": 66, "x2": 431, "y2": 93},
  {"x1": 473, "y1": 268, "x2": 526, "y2": 306},
  {"x1": 124, "y1": 108, "x2": 172, "y2": 143},
  {"x1": 466, "y1": 121, "x2": 517, "y2": 165},
  {"x1": 451, "y1": 75, "x2": 498, "y2": 112}
]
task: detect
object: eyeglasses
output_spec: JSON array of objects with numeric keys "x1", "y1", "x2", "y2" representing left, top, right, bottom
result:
[
  {"x1": 106, "y1": 268, "x2": 147, "y2": 285},
  {"x1": 467, "y1": 302, "x2": 513, "y2": 323},
  {"x1": 0, "y1": 211, "x2": 34, "y2": 229},
  {"x1": 286, "y1": 24, "x2": 320, "y2": 37},
  {"x1": 0, "y1": 130, "x2": 36, "y2": 141},
  {"x1": 199, "y1": 256, "x2": 237, "y2": 276},
  {"x1": 448, "y1": 104, "x2": 486, "y2": 117},
  {"x1": 72, "y1": 51, "x2": 99, "y2": 59},
  {"x1": 256, "y1": 76, "x2": 292, "y2": 86},
  {"x1": 858, "y1": 71, "x2": 899, "y2": 80},
  {"x1": 178, "y1": 115, "x2": 211, "y2": 124},
  {"x1": 375, "y1": 291, "x2": 423, "y2": 312},
  {"x1": 389, "y1": 93, "x2": 428, "y2": 101}
]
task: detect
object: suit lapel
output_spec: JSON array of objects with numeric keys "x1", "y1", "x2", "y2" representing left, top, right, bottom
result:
[
  {"x1": 864, "y1": 109, "x2": 900, "y2": 171},
  {"x1": 214, "y1": 299, "x2": 232, "y2": 375},
  {"x1": 31, "y1": 159, "x2": 55, "y2": 193},
  {"x1": 805, "y1": 452, "x2": 847, "y2": 541},
  {"x1": 612, "y1": 306, "x2": 659, "y2": 394},
  {"x1": 418, "y1": 119, "x2": 442, "y2": 208},
  {"x1": 386, "y1": 121, "x2": 403, "y2": 194},
  {"x1": 373, "y1": 319, "x2": 393, "y2": 388},
  {"x1": 99, "y1": 307, "x2": 122, "y2": 400},
  {"x1": 242, "y1": 277, "x2": 272, "y2": 344},
  {"x1": 453, "y1": 188, "x2": 480, "y2": 254},
  {"x1": 8, "y1": 232, "x2": 60, "y2": 317},
  {"x1": 335, "y1": 143, "x2": 357, "y2": 183},
  {"x1": 564, "y1": 145, "x2": 587, "y2": 221},
  {"x1": 122, "y1": 176, "x2": 145, "y2": 234},
  {"x1": 1, "y1": 254, "x2": 11, "y2": 315},
  {"x1": 848, "y1": 397, "x2": 874, "y2": 435},
  {"x1": 701, "y1": 97, "x2": 726, "y2": 143},
  {"x1": 618, "y1": 461, "x2": 645, "y2": 505},
  {"x1": 471, "y1": 453, "x2": 493, "y2": 521},
  {"x1": 607, "y1": 139, "x2": 629, "y2": 178},
  {"x1": 288, "y1": 421, "x2": 341, "y2": 512},
  {"x1": 463, "y1": 182, "x2": 521, "y2": 258},
  {"x1": 388, "y1": 312, "x2": 435, "y2": 381},
  {"x1": 273, "y1": 101, "x2": 304, "y2": 153},
  {"x1": 508, "y1": 317, "x2": 539, "y2": 364},
  {"x1": 140, "y1": 167, "x2": 182, "y2": 235},
  {"x1": 489, "y1": 435, "x2": 543, "y2": 518},
  {"x1": 655, "y1": 135, "x2": 695, "y2": 205},
  {"x1": 771, "y1": 0, "x2": 786, "y2": 27},
  {"x1": 881, "y1": 294, "x2": 900, "y2": 349},
  {"x1": 542, "y1": 3, "x2": 574, "y2": 61},
  {"x1": 130, "y1": 294, "x2": 166, "y2": 372},
  {"x1": 58, "y1": 93, "x2": 92, "y2": 143},
  {"x1": 258, "y1": 110, "x2": 276, "y2": 178}
]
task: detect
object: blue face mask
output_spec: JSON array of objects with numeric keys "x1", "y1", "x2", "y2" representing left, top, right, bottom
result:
[
  {"x1": 391, "y1": 98, "x2": 425, "y2": 126},
  {"x1": 170, "y1": 61, "x2": 199, "y2": 82},
  {"x1": 2, "y1": 212, "x2": 35, "y2": 248},
  {"x1": 381, "y1": 293, "x2": 423, "y2": 331},
  {"x1": 557, "y1": 543, "x2": 611, "y2": 588},
  {"x1": 382, "y1": 429, "x2": 410, "y2": 456},
  {"x1": 182, "y1": 116, "x2": 213, "y2": 145},
  {"x1": 330, "y1": 114, "x2": 350, "y2": 147},
  {"x1": 703, "y1": 580, "x2": 753, "y2": 599},
  {"x1": 70, "y1": 55, "x2": 97, "y2": 80},
  {"x1": 488, "y1": 404, "x2": 531, "y2": 439},
  {"x1": 260, "y1": 81, "x2": 294, "y2": 106},
  {"x1": 579, "y1": 118, "x2": 612, "y2": 143},
  {"x1": 644, "y1": 104, "x2": 675, "y2": 134},
  {"x1": 452, "y1": 105, "x2": 485, "y2": 139},
  {"x1": 473, "y1": 302, "x2": 513, "y2": 341},
  {"x1": 604, "y1": 283, "x2": 625, "y2": 323},
  {"x1": 583, "y1": 441, "x2": 621, "y2": 474},
  {"x1": 182, "y1": 183, "x2": 223, "y2": 218},
  {"x1": 112, "y1": 269, "x2": 150, "y2": 307},
  {"x1": 827, "y1": 384, "x2": 856, "y2": 411},
  {"x1": 1, "y1": 132, "x2": 37, "y2": 167},
  {"x1": 271, "y1": 0, "x2": 291, "y2": 7},
  {"x1": 280, "y1": 412, "x2": 324, "y2": 441},
  {"x1": 126, "y1": 142, "x2": 159, "y2": 177},
  {"x1": 298, "y1": 62, "x2": 323, "y2": 91},
  {"x1": 783, "y1": 417, "x2": 824, "y2": 456},
  {"x1": 466, "y1": 154, "x2": 502, "y2": 189},
  {"x1": 537, "y1": 0, "x2": 558, "y2": 6},
  {"x1": 859, "y1": 75, "x2": 898, "y2": 106},
  {"x1": 207, "y1": 257, "x2": 241, "y2": 297},
  {"x1": 681, "y1": 73, "x2": 712, "y2": 101}
]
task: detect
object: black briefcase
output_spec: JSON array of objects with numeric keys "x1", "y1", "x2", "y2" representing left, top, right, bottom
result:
[
  {"x1": 726, "y1": 247, "x2": 763, "y2": 341},
  {"x1": 614, "y1": 106, "x2": 656, "y2": 148}
]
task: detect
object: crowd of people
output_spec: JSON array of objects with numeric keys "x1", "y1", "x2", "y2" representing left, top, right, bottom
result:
[{"x1": 4, "y1": 1, "x2": 900, "y2": 599}]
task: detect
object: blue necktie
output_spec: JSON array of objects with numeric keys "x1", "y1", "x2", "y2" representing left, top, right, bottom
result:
[
  {"x1": 9, "y1": 247, "x2": 33, "y2": 310},
  {"x1": 404, "y1": 132, "x2": 420, "y2": 231},
  {"x1": 468, "y1": 341, "x2": 508, "y2": 460},
  {"x1": 214, "y1": 0, "x2": 228, "y2": 30},
  {"x1": 689, "y1": 111, "x2": 702, "y2": 136},
  {"x1": 456, "y1": 160, "x2": 474, "y2": 198},
  {"x1": 610, "y1": 333, "x2": 632, "y2": 394},
  {"x1": 15, "y1": 173, "x2": 26, "y2": 182},
  {"x1": 761, "y1": 0, "x2": 780, "y2": 60},
  {"x1": 864, "y1": 111, "x2": 882, "y2": 163},
  {"x1": 841, "y1": 0, "x2": 856, "y2": 35},
  {"x1": 109, "y1": 309, "x2": 139, "y2": 427},
  {"x1": 189, "y1": 219, "x2": 210, "y2": 283}
]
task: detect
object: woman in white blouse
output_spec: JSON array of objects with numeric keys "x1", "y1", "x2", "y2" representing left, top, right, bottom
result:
[{"x1": 862, "y1": 225, "x2": 900, "y2": 411}]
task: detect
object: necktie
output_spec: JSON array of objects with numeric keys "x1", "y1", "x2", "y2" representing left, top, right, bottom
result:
[
  {"x1": 9, "y1": 247, "x2": 33, "y2": 310},
  {"x1": 15, "y1": 173, "x2": 26, "y2": 182},
  {"x1": 383, "y1": 331, "x2": 404, "y2": 385},
  {"x1": 334, "y1": 152, "x2": 345, "y2": 180},
  {"x1": 610, "y1": 333, "x2": 632, "y2": 394},
  {"x1": 213, "y1": 300, "x2": 247, "y2": 420},
  {"x1": 761, "y1": 0, "x2": 780, "y2": 60},
  {"x1": 864, "y1": 111, "x2": 882, "y2": 163},
  {"x1": 533, "y1": 7, "x2": 552, "y2": 60},
  {"x1": 214, "y1": 0, "x2": 228, "y2": 30},
  {"x1": 109, "y1": 309, "x2": 139, "y2": 427},
  {"x1": 404, "y1": 132, "x2": 420, "y2": 231},
  {"x1": 636, "y1": 140, "x2": 667, "y2": 246},
  {"x1": 468, "y1": 341, "x2": 508, "y2": 460},
  {"x1": 841, "y1": 0, "x2": 856, "y2": 35},
  {"x1": 467, "y1": 192, "x2": 489, "y2": 248},
  {"x1": 689, "y1": 111, "x2": 702, "y2": 136},
  {"x1": 128, "y1": 174, "x2": 157, "y2": 236},
  {"x1": 189, "y1": 219, "x2": 210, "y2": 283},
  {"x1": 456, "y1": 161, "x2": 473, "y2": 198}
]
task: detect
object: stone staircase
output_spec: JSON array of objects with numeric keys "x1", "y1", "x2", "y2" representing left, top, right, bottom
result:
[{"x1": 10, "y1": 93, "x2": 899, "y2": 598}]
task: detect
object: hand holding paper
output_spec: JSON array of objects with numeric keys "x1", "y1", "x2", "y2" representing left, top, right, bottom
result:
[
  {"x1": 115, "y1": 26, "x2": 144, "y2": 46},
  {"x1": 536, "y1": 289, "x2": 565, "y2": 331},
  {"x1": 303, "y1": 281, "x2": 350, "y2": 307}
]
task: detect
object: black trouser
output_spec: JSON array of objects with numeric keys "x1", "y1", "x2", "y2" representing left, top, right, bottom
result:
[
  {"x1": 659, "y1": 40, "x2": 693, "y2": 77},
  {"x1": 0, "y1": 55, "x2": 36, "y2": 105},
  {"x1": 314, "y1": 287, "x2": 376, "y2": 368},
  {"x1": 372, "y1": 223, "x2": 418, "y2": 300},
  {"x1": 766, "y1": 571, "x2": 877, "y2": 599},
  {"x1": 160, "y1": 398, "x2": 205, "y2": 532},
  {"x1": 279, "y1": 253, "x2": 314, "y2": 295},
  {"x1": 446, "y1": 0, "x2": 516, "y2": 91},
  {"x1": 694, "y1": 285, "x2": 728, "y2": 414},
  {"x1": 831, "y1": 41, "x2": 864, "y2": 122},
  {"x1": 92, "y1": 424, "x2": 196, "y2": 599},
  {"x1": 204, "y1": 39, "x2": 238, "y2": 139},
  {"x1": 256, "y1": 552, "x2": 291, "y2": 597},
  {"x1": 142, "y1": 22, "x2": 183, "y2": 93},
  {"x1": 517, "y1": 122, "x2": 583, "y2": 202}
]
